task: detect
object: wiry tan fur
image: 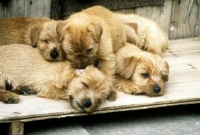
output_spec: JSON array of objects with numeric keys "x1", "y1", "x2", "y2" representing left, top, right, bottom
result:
[
  {"x1": 0, "y1": 17, "x2": 66, "y2": 61},
  {"x1": 69, "y1": 65, "x2": 116, "y2": 113},
  {"x1": 115, "y1": 43, "x2": 169, "y2": 96},
  {"x1": 60, "y1": 6, "x2": 126, "y2": 91},
  {"x1": 0, "y1": 44, "x2": 75, "y2": 100},
  {"x1": 0, "y1": 89, "x2": 20, "y2": 103},
  {"x1": 0, "y1": 44, "x2": 115, "y2": 113},
  {"x1": 115, "y1": 13, "x2": 169, "y2": 57}
]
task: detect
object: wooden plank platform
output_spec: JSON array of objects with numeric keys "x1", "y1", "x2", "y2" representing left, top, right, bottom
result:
[{"x1": 0, "y1": 38, "x2": 200, "y2": 124}]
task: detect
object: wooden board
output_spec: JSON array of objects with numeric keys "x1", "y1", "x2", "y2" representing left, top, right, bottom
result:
[
  {"x1": 0, "y1": 38, "x2": 200, "y2": 123},
  {"x1": 0, "y1": 0, "x2": 51, "y2": 19},
  {"x1": 169, "y1": 0, "x2": 200, "y2": 39}
]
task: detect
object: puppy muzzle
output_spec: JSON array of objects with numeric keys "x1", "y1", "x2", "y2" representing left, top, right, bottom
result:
[
  {"x1": 153, "y1": 84, "x2": 161, "y2": 94},
  {"x1": 50, "y1": 48, "x2": 59, "y2": 59}
]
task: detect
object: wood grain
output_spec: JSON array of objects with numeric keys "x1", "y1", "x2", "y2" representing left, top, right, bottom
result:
[
  {"x1": 0, "y1": 0, "x2": 51, "y2": 18},
  {"x1": 169, "y1": 0, "x2": 200, "y2": 39}
]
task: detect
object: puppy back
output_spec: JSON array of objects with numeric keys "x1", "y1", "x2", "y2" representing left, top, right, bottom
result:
[{"x1": 0, "y1": 17, "x2": 50, "y2": 45}]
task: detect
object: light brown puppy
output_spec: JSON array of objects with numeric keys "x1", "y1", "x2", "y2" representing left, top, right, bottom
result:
[
  {"x1": 0, "y1": 17, "x2": 65, "y2": 61},
  {"x1": 0, "y1": 44, "x2": 116, "y2": 113},
  {"x1": 60, "y1": 5, "x2": 126, "y2": 92},
  {"x1": 115, "y1": 43, "x2": 169, "y2": 96},
  {"x1": 69, "y1": 66, "x2": 116, "y2": 113},
  {"x1": 115, "y1": 13, "x2": 169, "y2": 57}
]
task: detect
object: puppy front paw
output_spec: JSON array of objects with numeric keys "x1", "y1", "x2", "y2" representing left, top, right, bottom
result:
[
  {"x1": 1, "y1": 91, "x2": 20, "y2": 104},
  {"x1": 15, "y1": 85, "x2": 36, "y2": 95},
  {"x1": 131, "y1": 91, "x2": 145, "y2": 95}
]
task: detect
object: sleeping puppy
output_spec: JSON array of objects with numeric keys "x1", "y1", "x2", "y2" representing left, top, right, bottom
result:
[
  {"x1": 115, "y1": 43, "x2": 169, "y2": 96},
  {"x1": 69, "y1": 65, "x2": 116, "y2": 113},
  {"x1": 0, "y1": 44, "x2": 116, "y2": 113},
  {"x1": 0, "y1": 17, "x2": 66, "y2": 61},
  {"x1": 116, "y1": 13, "x2": 169, "y2": 57},
  {"x1": 60, "y1": 6, "x2": 126, "y2": 92}
]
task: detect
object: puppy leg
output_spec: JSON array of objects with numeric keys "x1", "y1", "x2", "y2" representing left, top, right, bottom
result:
[
  {"x1": 0, "y1": 89, "x2": 20, "y2": 103},
  {"x1": 115, "y1": 75, "x2": 143, "y2": 95},
  {"x1": 37, "y1": 84, "x2": 69, "y2": 100},
  {"x1": 98, "y1": 54, "x2": 116, "y2": 92}
]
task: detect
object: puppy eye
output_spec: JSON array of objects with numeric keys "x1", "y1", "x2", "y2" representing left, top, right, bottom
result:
[
  {"x1": 141, "y1": 73, "x2": 149, "y2": 78},
  {"x1": 43, "y1": 40, "x2": 49, "y2": 44},
  {"x1": 86, "y1": 48, "x2": 93, "y2": 53},
  {"x1": 82, "y1": 82, "x2": 89, "y2": 88}
]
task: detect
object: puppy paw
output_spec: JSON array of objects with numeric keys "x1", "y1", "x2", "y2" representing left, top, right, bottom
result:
[
  {"x1": 107, "y1": 90, "x2": 117, "y2": 102},
  {"x1": 2, "y1": 92, "x2": 20, "y2": 104},
  {"x1": 15, "y1": 85, "x2": 36, "y2": 95},
  {"x1": 131, "y1": 91, "x2": 145, "y2": 95}
]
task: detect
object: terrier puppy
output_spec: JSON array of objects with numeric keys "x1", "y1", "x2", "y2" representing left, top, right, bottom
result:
[
  {"x1": 69, "y1": 65, "x2": 116, "y2": 113},
  {"x1": 115, "y1": 13, "x2": 169, "y2": 57},
  {"x1": 0, "y1": 44, "x2": 75, "y2": 100},
  {"x1": 60, "y1": 5, "x2": 126, "y2": 91},
  {"x1": 115, "y1": 43, "x2": 169, "y2": 96},
  {"x1": 0, "y1": 44, "x2": 116, "y2": 113},
  {"x1": 0, "y1": 17, "x2": 65, "y2": 61}
]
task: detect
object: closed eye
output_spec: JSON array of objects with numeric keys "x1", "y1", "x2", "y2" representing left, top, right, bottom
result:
[
  {"x1": 141, "y1": 73, "x2": 149, "y2": 78},
  {"x1": 43, "y1": 40, "x2": 49, "y2": 44},
  {"x1": 86, "y1": 48, "x2": 93, "y2": 53},
  {"x1": 82, "y1": 82, "x2": 89, "y2": 88}
]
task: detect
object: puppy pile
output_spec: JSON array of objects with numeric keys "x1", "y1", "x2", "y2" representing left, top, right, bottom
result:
[{"x1": 0, "y1": 5, "x2": 169, "y2": 113}]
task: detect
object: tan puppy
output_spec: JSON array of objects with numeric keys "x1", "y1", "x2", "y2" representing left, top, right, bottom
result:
[
  {"x1": 60, "y1": 5, "x2": 126, "y2": 92},
  {"x1": 0, "y1": 17, "x2": 65, "y2": 61},
  {"x1": 0, "y1": 44, "x2": 116, "y2": 113},
  {"x1": 69, "y1": 66, "x2": 116, "y2": 113},
  {"x1": 115, "y1": 13, "x2": 169, "y2": 57},
  {"x1": 115, "y1": 43, "x2": 169, "y2": 96}
]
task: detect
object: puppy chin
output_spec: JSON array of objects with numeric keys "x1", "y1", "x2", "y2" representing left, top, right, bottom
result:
[{"x1": 70, "y1": 58, "x2": 97, "y2": 69}]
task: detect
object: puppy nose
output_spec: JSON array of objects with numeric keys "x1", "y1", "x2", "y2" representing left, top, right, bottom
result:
[
  {"x1": 50, "y1": 48, "x2": 59, "y2": 59},
  {"x1": 153, "y1": 85, "x2": 161, "y2": 93},
  {"x1": 83, "y1": 98, "x2": 92, "y2": 108}
]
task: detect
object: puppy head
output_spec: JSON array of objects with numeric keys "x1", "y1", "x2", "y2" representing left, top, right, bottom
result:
[
  {"x1": 68, "y1": 65, "x2": 116, "y2": 113},
  {"x1": 122, "y1": 53, "x2": 169, "y2": 96},
  {"x1": 62, "y1": 15, "x2": 102, "y2": 69},
  {"x1": 30, "y1": 21, "x2": 66, "y2": 61}
]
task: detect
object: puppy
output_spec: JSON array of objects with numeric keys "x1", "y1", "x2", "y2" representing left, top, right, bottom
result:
[
  {"x1": 115, "y1": 43, "x2": 169, "y2": 96},
  {"x1": 115, "y1": 13, "x2": 169, "y2": 57},
  {"x1": 60, "y1": 5, "x2": 126, "y2": 92},
  {"x1": 0, "y1": 44, "x2": 116, "y2": 113},
  {"x1": 69, "y1": 65, "x2": 116, "y2": 113},
  {"x1": 0, "y1": 17, "x2": 65, "y2": 61},
  {"x1": 0, "y1": 44, "x2": 75, "y2": 100}
]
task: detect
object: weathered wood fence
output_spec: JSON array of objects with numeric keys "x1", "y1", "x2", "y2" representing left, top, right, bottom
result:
[{"x1": 0, "y1": 0, "x2": 200, "y2": 39}]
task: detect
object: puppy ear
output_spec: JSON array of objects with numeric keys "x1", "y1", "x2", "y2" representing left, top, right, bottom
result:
[
  {"x1": 107, "y1": 90, "x2": 117, "y2": 102},
  {"x1": 123, "y1": 56, "x2": 139, "y2": 79},
  {"x1": 126, "y1": 22, "x2": 138, "y2": 33},
  {"x1": 57, "y1": 21, "x2": 67, "y2": 42},
  {"x1": 162, "y1": 61, "x2": 169, "y2": 82},
  {"x1": 87, "y1": 22, "x2": 102, "y2": 43},
  {"x1": 30, "y1": 26, "x2": 42, "y2": 47},
  {"x1": 123, "y1": 23, "x2": 138, "y2": 45}
]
